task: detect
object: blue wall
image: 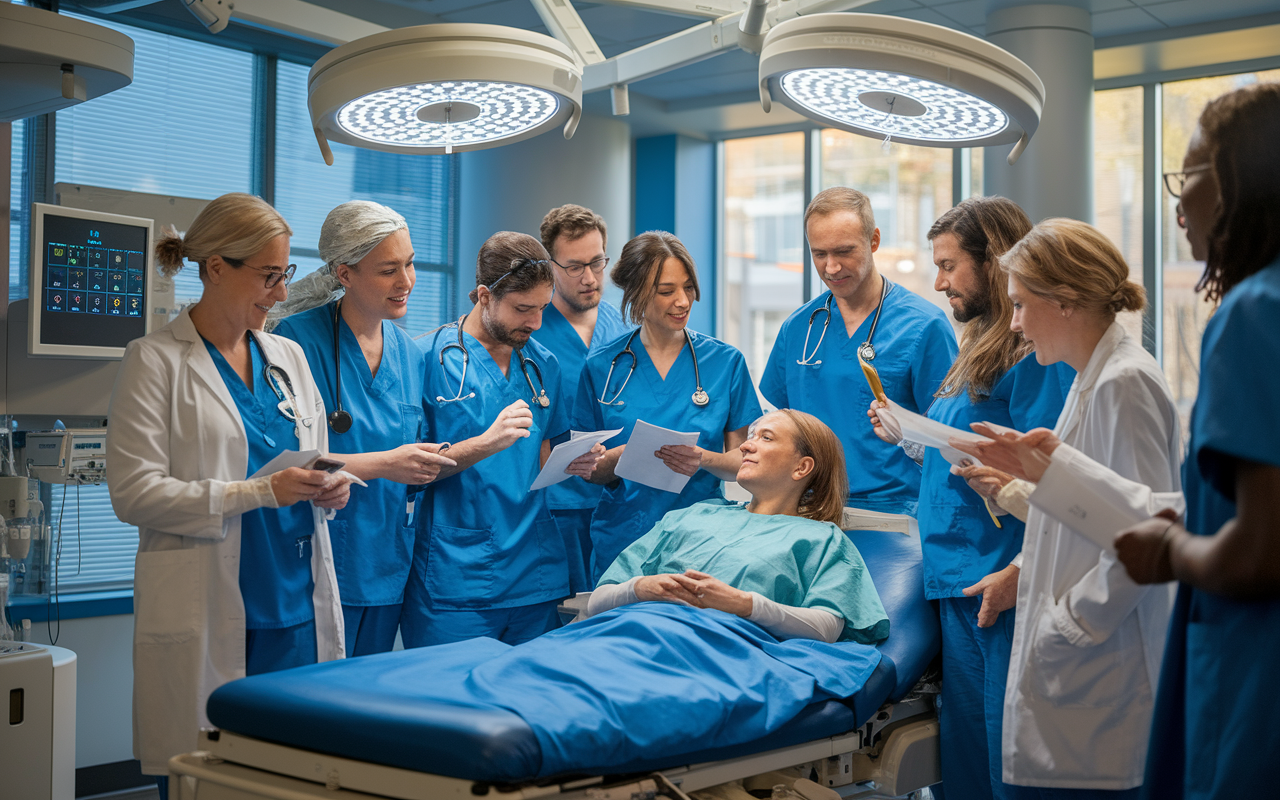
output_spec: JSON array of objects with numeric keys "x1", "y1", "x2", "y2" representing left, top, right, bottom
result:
[{"x1": 634, "y1": 135, "x2": 717, "y2": 335}]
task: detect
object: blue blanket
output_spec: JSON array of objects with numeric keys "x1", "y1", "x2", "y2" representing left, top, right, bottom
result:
[
  {"x1": 466, "y1": 603, "x2": 881, "y2": 775},
  {"x1": 208, "y1": 603, "x2": 882, "y2": 778}
]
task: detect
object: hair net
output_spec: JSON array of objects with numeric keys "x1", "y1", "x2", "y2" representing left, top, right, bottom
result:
[{"x1": 265, "y1": 201, "x2": 408, "y2": 330}]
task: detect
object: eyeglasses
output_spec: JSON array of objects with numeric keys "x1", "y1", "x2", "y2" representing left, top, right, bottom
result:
[
  {"x1": 551, "y1": 256, "x2": 610, "y2": 278},
  {"x1": 222, "y1": 256, "x2": 297, "y2": 288},
  {"x1": 1162, "y1": 164, "x2": 1213, "y2": 199},
  {"x1": 488, "y1": 258, "x2": 550, "y2": 292}
]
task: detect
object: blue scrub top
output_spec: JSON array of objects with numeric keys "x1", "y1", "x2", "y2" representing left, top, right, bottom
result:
[
  {"x1": 274, "y1": 303, "x2": 428, "y2": 607},
  {"x1": 917, "y1": 355, "x2": 1074, "y2": 599},
  {"x1": 572, "y1": 329, "x2": 763, "y2": 580},
  {"x1": 529, "y1": 301, "x2": 630, "y2": 511},
  {"x1": 204, "y1": 336, "x2": 314, "y2": 630},
  {"x1": 1144, "y1": 258, "x2": 1280, "y2": 799},
  {"x1": 416, "y1": 321, "x2": 571, "y2": 610},
  {"x1": 761, "y1": 283, "x2": 957, "y2": 515}
]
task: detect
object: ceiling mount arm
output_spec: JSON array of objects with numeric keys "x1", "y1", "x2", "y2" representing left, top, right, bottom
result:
[{"x1": 529, "y1": 0, "x2": 606, "y2": 66}]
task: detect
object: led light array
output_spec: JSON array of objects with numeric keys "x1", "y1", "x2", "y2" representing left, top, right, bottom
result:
[
  {"x1": 780, "y1": 68, "x2": 1009, "y2": 142},
  {"x1": 337, "y1": 81, "x2": 559, "y2": 147}
]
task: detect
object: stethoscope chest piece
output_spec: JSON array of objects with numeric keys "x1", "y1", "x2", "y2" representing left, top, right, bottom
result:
[
  {"x1": 534, "y1": 392, "x2": 550, "y2": 409},
  {"x1": 858, "y1": 342, "x2": 877, "y2": 362},
  {"x1": 692, "y1": 388, "x2": 710, "y2": 407},
  {"x1": 328, "y1": 409, "x2": 353, "y2": 434}
]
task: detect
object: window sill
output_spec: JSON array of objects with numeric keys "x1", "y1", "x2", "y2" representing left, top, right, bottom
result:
[{"x1": 6, "y1": 589, "x2": 134, "y2": 623}]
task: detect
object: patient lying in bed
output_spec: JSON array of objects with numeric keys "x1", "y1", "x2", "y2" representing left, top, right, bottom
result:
[{"x1": 588, "y1": 409, "x2": 889, "y2": 645}]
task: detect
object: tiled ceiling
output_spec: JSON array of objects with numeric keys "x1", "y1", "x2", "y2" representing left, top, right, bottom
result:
[{"x1": 318, "y1": 0, "x2": 1280, "y2": 110}]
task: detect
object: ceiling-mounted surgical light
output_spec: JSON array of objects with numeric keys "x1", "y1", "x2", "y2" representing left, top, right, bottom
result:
[
  {"x1": 308, "y1": 24, "x2": 583, "y2": 165},
  {"x1": 758, "y1": 13, "x2": 1044, "y2": 164}
]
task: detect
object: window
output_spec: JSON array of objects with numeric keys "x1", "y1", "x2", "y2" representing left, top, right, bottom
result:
[
  {"x1": 1093, "y1": 86, "x2": 1146, "y2": 345},
  {"x1": 721, "y1": 132, "x2": 805, "y2": 382},
  {"x1": 8, "y1": 120, "x2": 23, "y2": 300},
  {"x1": 1159, "y1": 70, "x2": 1280, "y2": 432},
  {"x1": 274, "y1": 61, "x2": 457, "y2": 335}
]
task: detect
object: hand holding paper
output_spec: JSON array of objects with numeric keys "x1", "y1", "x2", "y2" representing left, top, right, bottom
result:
[
  {"x1": 951, "y1": 424, "x2": 1060, "y2": 482},
  {"x1": 530, "y1": 429, "x2": 622, "y2": 491},
  {"x1": 615, "y1": 420, "x2": 701, "y2": 493}
]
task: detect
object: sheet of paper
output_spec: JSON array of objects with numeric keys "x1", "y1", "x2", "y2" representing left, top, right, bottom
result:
[
  {"x1": 614, "y1": 420, "x2": 701, "y2": 494},
  {"x1": 530, "y1": 429, "x2": 622, "y2": 491},
  {"x1": 249, "y1": 449, "x2": 322, "y2": 479},
  {"x1": 880, "y1": 400, "x2": 987, "y2": 468}
]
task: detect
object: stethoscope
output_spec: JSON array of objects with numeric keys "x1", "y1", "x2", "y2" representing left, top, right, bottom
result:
[
  {"x1": 260, "y1": 338, "x2": 313, "y2": 433},
  {"x1": 598, "y1": 328, "x2": 709, "y2": 408},
  {"x1": 327, "y1": 301, "x2": 354, "y2": 434},
  {"x1": 435, "y1": 314, "x2": 550, "y2": 408},
  {"x1": 796, "y1": 277, "x2": 890, "y2": 366}
]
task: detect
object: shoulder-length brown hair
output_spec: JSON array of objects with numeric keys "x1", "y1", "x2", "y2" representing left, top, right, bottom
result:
[
  {"x1": 777, "y1": 409, "x2": 847, "y2": 526},
  {"x1": 1197, "y1": 82, "x2": 1280, "y2": 304},
  {"x1": 931, "y1": 197, "x2": 1034, "y2": 401},
  {"x1": 611, "y1": 231, "x2": 700, "y2": 325}
]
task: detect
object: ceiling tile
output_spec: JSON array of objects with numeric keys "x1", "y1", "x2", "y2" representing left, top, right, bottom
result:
[
  {"x1": 1090, "y1": 6, "x2": 1167, "y2": 36},
  {"x1": 1139, "y1": 0, "x2": 1280, "y2": 28},
  {"x1": 931, "y1": 0, "x2": 987, "y2": 28},
  {"x1": 852, "y1": 0, "x2": 926, "y2": 12}
]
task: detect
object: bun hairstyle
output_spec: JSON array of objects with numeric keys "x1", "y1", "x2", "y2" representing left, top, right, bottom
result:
[
  {"x1": 470, "y1": 231, "x2": 553, "y2": 304},
  {"x1": 776, "y1": 409, "x2": 848, "y2": 527},
  {"x1": 154, "y1": 192, "x2": 291, "y2": 279},
  {"x1": 998, "y1": 218, "x2": 1145, "y2": 317}
]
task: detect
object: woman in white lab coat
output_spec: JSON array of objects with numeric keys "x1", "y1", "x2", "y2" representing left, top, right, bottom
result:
[
  {"x1": 106, "y1": 193, "x2": 349, "y2": 797},
  {"x1": 956, "y1": 219, "x2": 1181, "y2": 797}
]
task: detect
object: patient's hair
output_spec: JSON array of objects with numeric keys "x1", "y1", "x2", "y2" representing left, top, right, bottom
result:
[
  {"x1": 998, "y1": 218, "x2": 1145, "y2": 317},
  {"x1": 778, "y1": 409, "x2": 848, "y2": 527},
  {"x1": 155, "y1": 192, "x2": 291, "y2": 279}
]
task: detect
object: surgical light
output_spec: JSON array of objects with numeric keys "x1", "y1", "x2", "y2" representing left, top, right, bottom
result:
[
  {"x1": 308, "y1": 24, "x2": 582, "y2": 164},
  {"x1": 759, "y1": 14, "x2": 1044, "y2": 164}
]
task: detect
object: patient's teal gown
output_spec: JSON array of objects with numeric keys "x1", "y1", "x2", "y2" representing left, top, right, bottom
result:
[{"x1": 598, "y1": 500, "x2": 890, "y2": 644}]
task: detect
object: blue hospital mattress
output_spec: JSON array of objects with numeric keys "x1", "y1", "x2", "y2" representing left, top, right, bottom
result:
[{"x1": 207, "y1": 528, "x2": 939, "y2": 782}]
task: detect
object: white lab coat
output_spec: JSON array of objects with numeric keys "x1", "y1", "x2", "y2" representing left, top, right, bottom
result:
[
  {"x1": 106, "y1": 308, "x2": 344, "y2": 775},
  {"x1": 1002, "y1": 322, "x2": 1180, "y2": 789}
]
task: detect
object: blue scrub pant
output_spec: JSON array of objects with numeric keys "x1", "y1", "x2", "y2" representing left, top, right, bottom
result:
[
  {"x1": 551, "y1": 507, "x2": 595, "y2": 595},
  {"x1": 245, "y1": 619, "x2": 317, "y2": 676},
  {"x1": 342, "y1": 603, "x2": 402, "y2": 657},
  {"x1": 155, "y1": 776, "x2": 168, "y2": 800},
  {"x1": 1006, "y1": 788, "x2": 1139, "y2": 800},
  {"x1": 938, "y1": 595, "x2": 1017, "y2": 800},
  {"x1": 400, "y1": 598, "x2": 562, "y2": 648}
]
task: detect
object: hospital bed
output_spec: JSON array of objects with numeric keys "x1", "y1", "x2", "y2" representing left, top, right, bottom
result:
[{"x1": 167, "y1": 522, "x2": 942, "y2": 800}]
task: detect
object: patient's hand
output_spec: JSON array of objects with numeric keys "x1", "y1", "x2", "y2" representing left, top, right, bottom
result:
[
  {"x1": 635, "y1": 574, "x2": 701, "y2": 606},
  {"x1": 678, "y1": 570, "x2": 754, "y2": 618}
]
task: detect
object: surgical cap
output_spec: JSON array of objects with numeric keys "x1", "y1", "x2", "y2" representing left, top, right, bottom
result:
[{"x1": 265, "y1": 201, "x2": 409, "y2": 330}]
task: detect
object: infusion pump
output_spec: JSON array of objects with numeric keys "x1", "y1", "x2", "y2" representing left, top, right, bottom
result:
[{"x1": 23, "y1": 429, "x2": 106, "y2": 485}]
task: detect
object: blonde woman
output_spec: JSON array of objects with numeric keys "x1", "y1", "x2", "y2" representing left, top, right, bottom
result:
[
  {"x1": 954, "y1": 219, "x2": 1180, "y2": 797},
  {"x1": 107, "y1": 193, "x2": 350, "y2": 798},
  {"x1": 870, "y1": 197, "x2": 1073, "y2": 800},
  {"x1": 588, "y1": 409, "x2": 888, "y2": 645}
]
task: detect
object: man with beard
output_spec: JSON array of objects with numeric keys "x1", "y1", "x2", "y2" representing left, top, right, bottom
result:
[
  {"x1": 869, "y1": 197, "x2": 1073, "y2": 800},
  {"x1": 530, "y1": 205, "x2": 630, "y2": 594},
  {"x1": 402, "y1": 231, "x2": 601, "y2": 647}
]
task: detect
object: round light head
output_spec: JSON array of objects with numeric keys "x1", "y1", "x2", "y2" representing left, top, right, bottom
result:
[
  {"x1": 759, "y1": 14, "x2": 1043, "y2": 153},
  {"x1": 309, "y1": 24, "x2": 583, "y2": 162}
]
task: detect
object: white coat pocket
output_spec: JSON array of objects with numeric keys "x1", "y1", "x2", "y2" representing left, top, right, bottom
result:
[
  {"x1": 133, "y1": 548, "x2": 202, "y2": 644},
  {"x1": 1026, "y1": 598, "x2": 1146, "y2": 708}
]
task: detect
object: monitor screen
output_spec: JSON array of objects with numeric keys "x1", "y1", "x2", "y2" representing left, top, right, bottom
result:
[{"x1": 30, "y1": 204, "x2": 155, "y2": 358}]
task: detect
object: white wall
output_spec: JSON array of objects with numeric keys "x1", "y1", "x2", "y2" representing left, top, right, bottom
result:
[
  {"x1": 456, "y1": 113, "x2": 633, "y2": 312},
  {"x1": 24, "y1": 614, "x2": 137, "y2": 768}
]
